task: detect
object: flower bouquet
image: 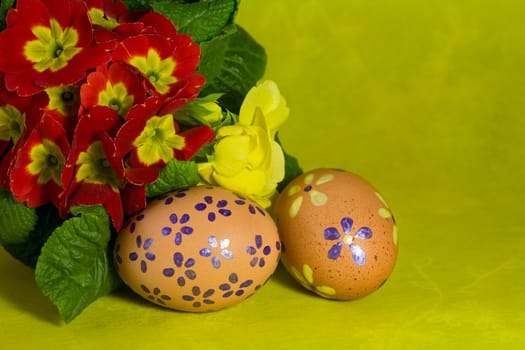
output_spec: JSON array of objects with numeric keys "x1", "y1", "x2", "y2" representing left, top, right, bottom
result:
[{"x1": 0, "y1": 0, "x2": 301, "y2": 323}]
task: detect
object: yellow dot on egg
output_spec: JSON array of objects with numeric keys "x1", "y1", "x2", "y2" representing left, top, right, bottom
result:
[
  {"x1": 393, "y1": 225, "x2": 398, "y2": 246},
  {"x1": 288, "y1": 185, "x2": 301, "y2": 196},
  {"x1": 315, "y1": 173, "x2": 335, "y2": 185},
  {"x1": 316, "y1": 285, "x2": 337, "y2": 296},
  {"x1": 289, "y1": 196, "x2": 303, "y2": 218},
  {"x1": 378, "y1": 207, "x2": 392, "y2": 219},
  {"x1": 302, "y1": 264, "x2": 314, "y2": 284},
  {"x1": 310, "y1": 190, "x2": 328, "y2": 206},
  {"x1": 304, "y1": 173, "x2": 315, "y2": 185}
]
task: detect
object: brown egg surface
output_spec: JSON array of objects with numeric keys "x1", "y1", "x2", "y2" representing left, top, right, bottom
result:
[
  {"x1": 274, "y1": 168, "x2": 398, "y2": 300},
  {"x1": 114, "y1": 186, "x2": 281, "y2": 312}
]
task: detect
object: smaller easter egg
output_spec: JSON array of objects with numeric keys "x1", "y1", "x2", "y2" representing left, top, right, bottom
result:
[
  {"x1": 114, "y1": 186, "x2": 281, "y2": 312},
  {"x1": 274, "y1": 168, "x2": 398, "y2": 300}
]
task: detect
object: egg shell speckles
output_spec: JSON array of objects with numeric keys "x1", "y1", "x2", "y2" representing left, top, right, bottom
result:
[
  {"x1": 274, "y1": 168, "x2": 398, "y2": 300},
  {"x1": 114, "y1": 186, "x2": 281, "y2": 312}
]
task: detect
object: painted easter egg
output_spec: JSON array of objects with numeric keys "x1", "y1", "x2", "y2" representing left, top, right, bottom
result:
[
  {"x1": 274, "y1": 168, "x2": 398, "y2": 300},
  {"x1": 114, "y1": 186, "x2": 281, "y2": 312}
]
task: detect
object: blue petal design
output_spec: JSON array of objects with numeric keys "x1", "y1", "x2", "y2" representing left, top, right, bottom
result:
[
  {"x1": 341, "y1": 217, "x2": 353, "y2": 234},
  {"x1": 145, "y1": 252, "x2": 155, "y2": 261},
  {"x1": 199, "y1": 248, "x2": 212, "y2": 257},
  {"x1": 255, "y1": 235, "x2": 263, "y2": 248},
  {"x1": 355, "y1": 227, "x2": 373, "y2": 239},
  {"x1": 221, "y1": 250, "x2": 233, "y2": 260},
  {"x1": 324, "y1": 227, "x2": 341, "y2": 240},
  {"x1": 212, "y1": 256, "x2": 221, "y2": 268},
  {"x1": 328, "y1": 242, "x2": 343, "y2": 260},
  {"x1": 350, "y1": 244, "x2": 366, "y2": 265},
  {"x1": 143, "y1": 238, "x2": 153, "y2": 250},
  {"x1": 208, "y1": 235, "x2": 218, "y2": 248},
  {"x1": 173, "y1": 252, "x2": 183, "y2": 267}
]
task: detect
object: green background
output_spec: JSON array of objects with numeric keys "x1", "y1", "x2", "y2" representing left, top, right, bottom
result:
[{"x1": 1, "y1": 0, "x2": 524, "y2": 348}]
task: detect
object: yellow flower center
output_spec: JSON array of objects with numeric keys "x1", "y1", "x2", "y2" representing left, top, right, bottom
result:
[
  {"x1": 0, "y1": 104, "x2": 25, "y2": 143},
  {"x1": 76, "y1": 141, "x2": 120, "y2": 191},
  {"x1": 129, "y1": 49, "x2": 177, "y2": 94},
  {"x1": 46, "y1": 85, "x2": 80, "y2": 117},
  {"x1": 27, "y1": 138, "x2": 65, "y2": 185},
  {"x1": 132, "y1": 114, "x2": 185, "y2": 166},
  {"x1": 88, "y1": 8, "x2": 119, "y2": 30},
  {"x1": 97, "y1": 82, "x2": 134, "y2": 117},
  {"x1": 24, "y1": 19, "x2": 81, "y2": 72}
]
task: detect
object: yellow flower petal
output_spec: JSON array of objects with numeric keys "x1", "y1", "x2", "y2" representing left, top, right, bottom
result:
[
  {"x1": 238, "y1": 80, "x2": 289, "y2": 138},
  {"x1": 393, "y1": 225, "x2": 399, "y2": 246},
  {"x1": 316, "y1": 285, "x2": 336, "y2": 297},
  {"x1": 288, "y1": 185, "x2": 301, "y2": 196},
  {"x1": 378, "y1": 207, "x2": 392, "y2": 219},
  {"x1": 315, "y1": 173, "x2": 335, "y2": 185},
  {"x1": 310, "y1": 190, "x2": 328, "y2": 206},
  {"x1": 289, "y1": 196, "x2": 303, "y2": 218},
  {"x1": 302, "y1": 264, "x2": 314, "y2": 284}
]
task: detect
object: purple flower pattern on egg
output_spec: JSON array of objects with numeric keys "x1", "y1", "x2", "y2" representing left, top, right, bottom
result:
[
  {"x1": 232, "y1": 193, "x2": 267, "y2": 216},
  {"x1": 194, "y1": 195, "x2": 232, "y2": 222},
  {"x1": 140, "y1": 284, "x2": 172, "y2": 305},
  {"x1": 128, "y1": 235, "x2": 156, "y2": 273},
  {"x1": 162, "y1": 252, "x2": 197, "y2": 287},
  {"x1": 324, "y1": 217, "x2": 372, "y2": 266},
  {"x1": 182, "y1": 286, "x2": 216, "y2": 308},
  {"x1": 246, "y1": 234, "x2": 273, "y2": 268},
  {"x1": 218, "y1": 273, "x2": 254, "y2": 298},
  {"x1": 164, "y1": 212, "x2": 193, "y2": 246},
  {"x1": 199, "y1": 235, "x2": 233, "y2": 268}
]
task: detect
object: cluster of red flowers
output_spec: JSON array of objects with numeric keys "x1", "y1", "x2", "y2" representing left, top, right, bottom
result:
[{"x1": 0, "y1": 0, "x2": 214, "y2": 230}]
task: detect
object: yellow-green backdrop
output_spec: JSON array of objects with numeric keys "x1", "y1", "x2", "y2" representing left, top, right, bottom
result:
[{"x1": 1, "y1": 0, "x2": 524, "y2": 348}]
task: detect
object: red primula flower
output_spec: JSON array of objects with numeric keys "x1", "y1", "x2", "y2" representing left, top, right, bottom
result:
[
  {"x1": 86, "y1": 0, "x2": 146, "y2": 50},
  {"x1": 111, "y1": 33, "x2": 203, "y2": 97},
  {"x1": 10, "y1": 113, "x2": 70, "y2": 207},
  {"x1": 60, "y1": 105, "x2": 125, "y2": 229},
  {"x1": 115, "y1": 97, "x2": 214, "y2": 169},
  {"x1": 44, "y1": 83, "x2": 81, "y2": 137},
  {"x1": 0, "y1": 0, "x2": 110, "y2": 96},
  {"x1": 80, "y1": 62, "x2": 146, "y2": 118},
  {"x1": 1, "y1": 75, "x2": 47, "y2": 187}
]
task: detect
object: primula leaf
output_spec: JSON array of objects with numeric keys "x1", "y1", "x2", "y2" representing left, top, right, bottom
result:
[
  {"x1": 122, "y1": 0, "x2": 153, "y2": 10},
  {"x1": 199, "y1": 25, "x2": 267, "y2": 113},
  {"x1": 2, "y1": 204, "x2": 63, "y2": 268},
  {"x1": 151, "y1": 0, "x2": 239, "y2": 43},
  {"x1": 35, "y1": 205, "x2": 121, "y2": 323},
  {"x1": 146, "y1": 158, "x2": 201, "y2": 198},
  {"x1": 0, "y1": 189, "x2": 38, "y2": 245},
  {"x1": 275, "y1": 134, "x2": 303, "y2": 192},
  {"x1": 0, "y1": 0, "x2": 15, "y2": 31}
]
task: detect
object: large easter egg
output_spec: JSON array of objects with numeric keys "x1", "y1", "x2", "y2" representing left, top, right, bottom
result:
[
  {"x1": 114, "y1": 186, "x2": 281, "y2": 312},
  {"x1": 274, "y1": 168, "x2": 398, "y2": 300}
]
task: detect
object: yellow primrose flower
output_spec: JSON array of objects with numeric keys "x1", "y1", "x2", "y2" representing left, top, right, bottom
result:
[{"x1": 198, "y1": 80, "x2": 289, "y2": 208}]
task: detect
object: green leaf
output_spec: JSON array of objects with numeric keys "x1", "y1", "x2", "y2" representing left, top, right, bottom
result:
[
  {"x1": 2, "y1": 204, "x2": 63, "y2": 268},
  {"x1": 122, "y1": 0, "x2": 153, "y2": 10},
  {"x1": 0, "y1": 0, "x2": 15, "y2": 31},
  {"x1": 146, "y1": 158, "x2": 201, "y2": 198},
  {"x1": 199, "y1": 25, "x2": 267, "y2": 113},
  {"x1": 151, "y1": 0, "x2": 239, "y2": 43},
  {"x1": 35, "y1": 205, "x2": 121, "y2": 323},
  {"x1": 276, "y1": 134, "x2": 303, "y2": 192},
  {"x1": 0, "y1": 189, "x2": 38, "y2": 245}
]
